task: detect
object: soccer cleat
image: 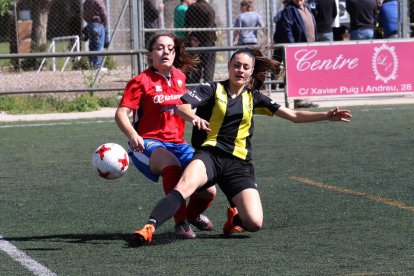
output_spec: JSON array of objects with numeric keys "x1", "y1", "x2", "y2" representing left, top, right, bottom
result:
[
  {"x1": 131, "y1": 224, "x2": 155, "y2": 245},
  {"x1": 175, "y1": 221, "x2": 196, "y2": 239},
  {"x1": 189, "y1": 214, "x2": 214, "y2": 231},
  {"x1": 223, "y1": 207, "x2": 243, "y2": 235}
]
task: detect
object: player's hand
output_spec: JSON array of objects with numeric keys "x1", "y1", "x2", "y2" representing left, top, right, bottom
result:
[
  {"x1": 192, "y1": 116, "x2": 211, "y2": 132},
  {"x1": 129, "y1": 133, "x2": 145, "y2": 152},
  {"x1": 327, "y1": 107, "x2": 352, "y2": 122}
]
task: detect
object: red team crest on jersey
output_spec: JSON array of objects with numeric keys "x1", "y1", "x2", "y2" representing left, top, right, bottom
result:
[
  {"x1": 118, "y1": 67, "x2": 187, "y2": 143},
  {"x1": 177, "y1": 80, "x2": 183, "y2": 88}
]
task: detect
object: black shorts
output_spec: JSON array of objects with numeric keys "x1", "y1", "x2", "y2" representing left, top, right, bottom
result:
[{"x1": 192, "y1": 147, "x2": 257, "y2": 202}]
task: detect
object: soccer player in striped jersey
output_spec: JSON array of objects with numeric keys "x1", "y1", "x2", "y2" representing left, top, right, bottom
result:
[
  {"x1": 132, "y1": 47, "x2": 352, "y2": 245},
  {"x1": 115, "y1": 33, "x2": 216, "y2": 240}
]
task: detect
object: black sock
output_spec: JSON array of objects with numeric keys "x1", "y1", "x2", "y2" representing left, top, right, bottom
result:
[
  {"x1": 148, "y1": 190, "x2": 184, "y2": 229},
  {"x1": 233, "y1": 214, "x2": 245, "y2": 230}
]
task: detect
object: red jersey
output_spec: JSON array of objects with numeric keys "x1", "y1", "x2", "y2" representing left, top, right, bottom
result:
[{"x1": 119, "y1": 67, "x2": 187, "y2": 144}]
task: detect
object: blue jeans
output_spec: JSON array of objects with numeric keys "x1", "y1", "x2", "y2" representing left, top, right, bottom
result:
[
  {"x1": 350, "y1": 28, "x2": 374, "y2": 40},
  {"x1": 316, "y1": 32, "x2": 334, "y2": 42},
  {"x1": 85, "y1": 22, "x2": 105, "y2": 68}
]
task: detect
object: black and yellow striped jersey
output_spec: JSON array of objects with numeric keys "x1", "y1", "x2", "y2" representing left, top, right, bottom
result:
[{"x1": 181, "y1": 80, "x2": 281, "y2": 161}]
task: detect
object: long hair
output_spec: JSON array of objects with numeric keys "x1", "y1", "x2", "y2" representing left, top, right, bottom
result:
[
  {"x1": 230, "y1": 46, "x2": 282, "y2": 90},
  {"x1": 147, "y1": 33, "x2": 199, "y2": 73}
]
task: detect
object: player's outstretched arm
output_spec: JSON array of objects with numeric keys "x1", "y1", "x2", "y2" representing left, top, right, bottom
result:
[
  {"x1": 177, "y1": 103, "x2": 211, "y2": 131},
  {"x1": 274, "y1": 106, "x2": 352, "y2": 123}
]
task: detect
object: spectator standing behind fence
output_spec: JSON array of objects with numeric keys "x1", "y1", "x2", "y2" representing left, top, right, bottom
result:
[
  {"x1": 346, "y1": 0, "x2": 379, "y2": 40},
  {"x1": 233, "y1": 0, "x2": 264, "y2": 46},
  {"x1": 274, "y1": 0, "x2": 316, "y2": 43},
  {"x1": 274, "y1": 0, "x2": 319, "y2": 108},
  {"x1": 314, "y1": 0, "x2": 338, "y2": 41},
  {"x1": 184, "y1": 0, "x2": 217, "y2": 83},
  {"x1": 144, "y1": 0, "x2": 164, "y2": 48},
  {"x1": 271, "y1": 0, "x2": 289, "y2": 90},
  {"x1": 83, "y1": 0, "x2": 108, "y2": 69},
  {"x1": 377, "y1": 0, "x2": 398, "y2": 38},
  {"x1": 174, "y1": 0, "x2": 195, "y2": 39}
]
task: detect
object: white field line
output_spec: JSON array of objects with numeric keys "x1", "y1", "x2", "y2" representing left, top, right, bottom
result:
[
  {"x1": 0, "y1": 120, "x2": 112, "y2": 274},
  {"x1": 0, "y1": 235, "x2": 57, "y2": 276},
  {"x1": 359, "y1": 106, "x2": 414, "y2": 112},
  {"x1": 0, "y1": 105, "x2": 413, "y2": 128},
  {"x1": 0, "y1": 120, "x2": 112, "y2": 128}
]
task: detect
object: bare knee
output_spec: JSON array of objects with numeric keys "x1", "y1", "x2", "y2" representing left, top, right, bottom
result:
[
  {"x1": 231, "y1": 189, "x2": 263, "y2": 232},
  {"x1": 243, "y1": 219, "x2": 262, "y2": 232},
  {"x1": 196, "y1": 185, "x2": 217, "y2": 200}
]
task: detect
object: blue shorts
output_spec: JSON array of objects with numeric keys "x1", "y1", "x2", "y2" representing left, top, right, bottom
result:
[{"x1": 128, "y1": 139, "x2": 194, "y2": 182}]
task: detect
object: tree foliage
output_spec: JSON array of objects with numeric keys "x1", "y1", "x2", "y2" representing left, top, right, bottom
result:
[{"x1": 0, "y1": 0, "x2": 13, "y2": 16}]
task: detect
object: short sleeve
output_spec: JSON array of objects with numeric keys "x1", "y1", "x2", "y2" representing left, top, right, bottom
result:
[
  {"x1": 181, "y1": 82, "x2": 216, "y2": 109},
  {"x1": 253, "y1": 90, "x2": 281, "y2": 116},
  {"x1": 119, "y1": 78, "x2": 143, "y2": 109}
]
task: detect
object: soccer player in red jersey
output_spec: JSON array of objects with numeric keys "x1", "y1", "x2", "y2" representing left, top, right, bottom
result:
[{"x1": 115, "y1": 33, "x2": 216, "y2": 239}]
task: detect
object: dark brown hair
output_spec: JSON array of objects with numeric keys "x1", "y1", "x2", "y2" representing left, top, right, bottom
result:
[
  {"x1": 240, "y1": 0, "x2": 253, "y2": 11},
  {"x1": 147, "y1": 33, "x2": 199, "y2": 73},
  {"x1": 230, "y1": 46, "x2": 282, "y2": 90}
]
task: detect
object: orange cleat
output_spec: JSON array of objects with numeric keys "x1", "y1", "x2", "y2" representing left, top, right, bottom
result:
[
  {"x1": 131, "y1": 224, "x2": 155, "y2": 245},
  {"x1": 223, "y1": 207, "x2": 243, "y2": 235}
]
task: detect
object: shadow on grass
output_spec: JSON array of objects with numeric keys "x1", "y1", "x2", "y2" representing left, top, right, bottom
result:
[
  {"x1": 5, "y1": 232, "x2": 174, "y2": 248},
  {"x1": 5, "y1": 231, "x2": 251, "y2": 249},
  {"x1": 196, "y1": 233, "x2": 251, "y2": 240}
]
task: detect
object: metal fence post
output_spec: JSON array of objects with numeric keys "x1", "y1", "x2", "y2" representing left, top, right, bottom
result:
[
  {"x1": 401, "y1": 0, "x2": 410, "y2": 38},
  {"x1": 131, "y1": 0, "x2": 139, "y2": 76}
]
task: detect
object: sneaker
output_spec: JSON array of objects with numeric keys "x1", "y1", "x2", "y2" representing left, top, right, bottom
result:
[
  {"x1": 131, "y1": 224, "x2": 155, "y2": 245},
  {"x1": 175, "y1": 221, "x2": 196, "y2": 239},
  {"x1": 189, "y1": 214, "x2": 214, "y2": 231},
  {"x1": 294, "y1": 100, "x2": 319, "y2": 109},
  {"x1": 223, "y1": 207, "x2": 243, "y2": 235}
]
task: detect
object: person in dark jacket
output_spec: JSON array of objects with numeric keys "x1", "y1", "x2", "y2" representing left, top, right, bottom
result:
[
  {"x1": 274, "y1": 0, "x2": 319, "y2": 108},
  {"x1": 274, "y1": 0, "x2": 316, "y2": 43},
  {"x1": 184, "y1": 0, "x2": 217, "y2": 83},
  {"x1": 83, "y1": 0, "x2": 108, "y2": 68}
]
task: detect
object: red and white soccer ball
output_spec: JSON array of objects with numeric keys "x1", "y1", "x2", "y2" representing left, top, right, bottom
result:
[{"x1": 92, "y1": 143, "x2": 129, "y2": 179}]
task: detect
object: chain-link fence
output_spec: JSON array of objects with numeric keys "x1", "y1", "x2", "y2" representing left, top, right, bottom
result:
[
  {"x1": 0, "y1": 0, "x2": 412, "y2": 95},
  {"x1": 0, "y1": 0, "x2": 279, "y2": 95},
  {"x1": 0, "y1": 0, "x2": 135, "y2": 95}
]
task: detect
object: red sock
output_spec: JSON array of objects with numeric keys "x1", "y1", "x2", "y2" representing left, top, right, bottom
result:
[
  {"x1": 186, "y1": 193, "x2": 215, "y2": 221},
  {"x1": 161, "y1": 165, "x2": 187, "y2": 223}
]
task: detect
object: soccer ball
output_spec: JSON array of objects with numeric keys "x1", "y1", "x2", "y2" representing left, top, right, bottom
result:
[{"x1": 92, "y1": 143, "x2": 129, "y2": 179}]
